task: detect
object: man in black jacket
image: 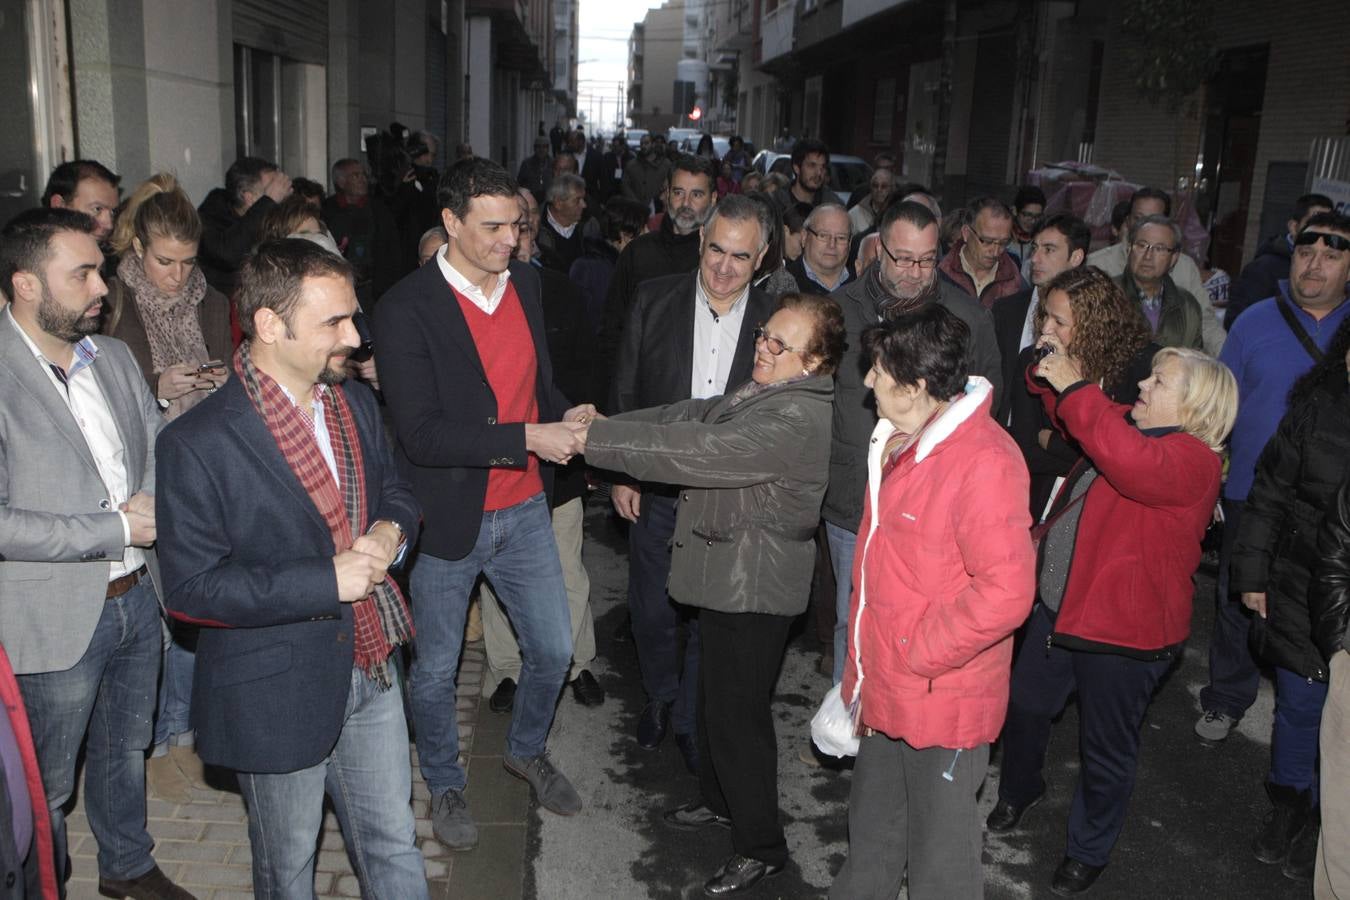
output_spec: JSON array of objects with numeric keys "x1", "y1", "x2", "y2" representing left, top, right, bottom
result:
[
  {"x1": 322, "y1": 159, "x2": 404, "y2": 309},
  {"x1": 197, "y1": 157, "x2": 292, "y2": 295},
  {"x1": 535, "y1": 174, "x2": 599, "y2": 275},
  {"x1": 597, "y1": 154, "x2": 718, "y2": 408},
  {"x1": 374, "y1": 159, "x2": 594, "y2": 850},
  {"x1": 609, "y1": 195, "x2": 775, "y2": 773},
  {"x1": 822, "y1": 201, "x2": 1002, "y2": 685},
  {"x1": 1226, "y1": 193, "x2": 1333, "y2": 329}
]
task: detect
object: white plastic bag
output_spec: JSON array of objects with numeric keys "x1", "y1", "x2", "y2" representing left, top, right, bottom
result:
[{"x1": 810, "y1": 682, "x2": 859, "y2": 758}]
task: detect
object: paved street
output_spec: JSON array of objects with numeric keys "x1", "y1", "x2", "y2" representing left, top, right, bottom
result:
[{"x1": 65, "y1": 501, "x2": 1315, "y2": 898}]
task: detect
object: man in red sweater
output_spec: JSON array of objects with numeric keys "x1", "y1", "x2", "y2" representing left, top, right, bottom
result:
[{"x1": 374, "y1": 159, "x2": 594, "y2": 852}]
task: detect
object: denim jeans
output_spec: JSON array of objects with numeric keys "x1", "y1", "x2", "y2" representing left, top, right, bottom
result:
[
  {"x1": 16, "y1": 578, "x2": 160, "y2": 883},
  {"x1": 826, "y1": 521, "x2": 858, "y2": 685},
  {"x1": 237, "y1": 665, "x2": 427, "y2": 900},
  {"x1": 409, "y1": 493, "x2": 573, "y2": 795},
  {"x1": 151, "y1": 622, "x2": 196, "y2": 753}
]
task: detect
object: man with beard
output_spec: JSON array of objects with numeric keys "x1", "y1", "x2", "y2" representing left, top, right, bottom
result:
[
  {"x1": 0, "y1": 208, "x2": 191, "y2": 898},
  {"x1": 821, "y1": 200, "x2": 1001, "y2": 684},
  {"x1": 598, "y1": 155, "x2": 718, "y2": 406},
  {"x1": 622, "y1": 134, "x2": 673, "y2": 210},
  {"x1": 775, "y1": 139, "x2": 842, "y2": 221},
  {"x1": 609, "y1": 194, "x2": 775, "y2": 772},
  {"x1": 155, "y1": 240, "x2": 426, "y2": 897},
  {"x1": 1196, "y1": 211, "x2": 1350, "y2": 745}
]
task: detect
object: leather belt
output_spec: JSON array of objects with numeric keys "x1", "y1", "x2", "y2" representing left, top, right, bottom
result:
[{"x1": 106, "y1": 565, "x2": 148, "y2": 600}]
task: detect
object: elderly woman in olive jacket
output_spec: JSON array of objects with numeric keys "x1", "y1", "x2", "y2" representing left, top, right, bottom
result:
[{"x1": 583, "y1": 292, "x2": 843, "y2": 897}]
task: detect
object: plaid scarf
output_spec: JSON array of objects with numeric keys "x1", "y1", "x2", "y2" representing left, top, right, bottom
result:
[{"x1": 233, "y1": 342, "x2": 413, "y2": 687}]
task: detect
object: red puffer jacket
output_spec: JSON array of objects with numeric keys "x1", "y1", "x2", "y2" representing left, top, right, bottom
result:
[
  {"x1": 1033, "y1": 379, "x2": 1221, "y2": 655},
  {"x1": 841, "y1": 380, "x2": 1035, "y2": 750}
]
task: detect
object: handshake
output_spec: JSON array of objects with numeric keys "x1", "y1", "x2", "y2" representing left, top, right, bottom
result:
[{"x1": 524, "y1": 404, "x2": 604, "y2": 465}]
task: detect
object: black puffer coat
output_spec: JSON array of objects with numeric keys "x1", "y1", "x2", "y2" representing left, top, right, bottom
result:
[{"x1": 1231, "y1": 380, "x2": 1350, "y2": 681}]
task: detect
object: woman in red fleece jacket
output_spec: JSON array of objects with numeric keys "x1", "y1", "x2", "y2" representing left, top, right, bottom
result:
[{"x1": 987, "y1": 268, "x2": 1239, "y2": 898}]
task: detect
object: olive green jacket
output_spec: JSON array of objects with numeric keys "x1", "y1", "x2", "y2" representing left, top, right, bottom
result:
[{"x1": 586, "y1": 374, "x2": 833, "y2": 617}]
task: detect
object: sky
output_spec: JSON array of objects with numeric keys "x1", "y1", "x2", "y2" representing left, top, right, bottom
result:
[{"x1": 576, "y1": 0, "x2": 668, "y2": 131}]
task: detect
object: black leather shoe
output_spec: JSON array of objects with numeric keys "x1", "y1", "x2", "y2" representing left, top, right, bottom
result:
[
  {"x1": 636, "y1": 700, "x2": 671, "y2": 749},
  {"x1": 703, "y1": 854, "x2": 784, "y2": 896},
  {"x1": 986, "y1": 793, "x2": 1043, "y2": 833},
  {"x1": 98, "y1": 864, "x2": 195, "y2": 899},
  {"x1": 674, "y1": 731, "x2": 700, "y2": 775},
  {"x1": 570, "y1": 670, "x2": 605, "y2": 706},
  {"x1": 489, "y1": 677, "x2": 516, "y2": 713},
  {"x1": 663, "y1": 801, "x2": 730, "y2": 831},
  {"x1": 1050, "y1": 857, "x2": 1105, "y2": 896}
]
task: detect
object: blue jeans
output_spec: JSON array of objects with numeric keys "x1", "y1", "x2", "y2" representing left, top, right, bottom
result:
[
  {"x1": 627, "y1": 493, "x2": 700, "y2": 734},
  {"x1": 152, "y1": 623, "x2": 195, "y2": 752},
  {"x1": 1270, "y1": 665, "x2": 1329, "y2": 799},
  {"x1": 826, "y1": 521, "x2": 858, "y2": 685},
  {"x1": 17, "y1": 578, "x2": 159, "y2": 883},
  {"x1": 409, "y1": 493, "x2": 573, "y2": 794},
  {"x1": 1200, "y1": 499, "x2": 1261, "y2": 719},
  {"x1": 237, "y1": 665, "x2": 427, "y2": 900}
]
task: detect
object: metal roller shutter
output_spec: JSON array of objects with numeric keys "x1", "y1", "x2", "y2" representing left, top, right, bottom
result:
[{"x1": 233, "y1": 0, "x2": 329, "y2": 65}]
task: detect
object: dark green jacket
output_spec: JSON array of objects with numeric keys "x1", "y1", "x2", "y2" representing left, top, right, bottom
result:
[{"x1": 1115, "y1": 272, "x2": 1204, "y2": 351}]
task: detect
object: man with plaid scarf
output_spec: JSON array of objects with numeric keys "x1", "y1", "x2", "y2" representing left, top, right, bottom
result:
[{"x1": 155, "y1": 240, "x2": 426, "y2": 898}]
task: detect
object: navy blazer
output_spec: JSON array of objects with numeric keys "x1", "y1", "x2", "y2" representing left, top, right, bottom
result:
[
  {"x1": 154, "y1": 377, "x2": 420, "y2": 774},
  {"x1": 374, "y1": 258, "x2": 571, "y2": 560}
]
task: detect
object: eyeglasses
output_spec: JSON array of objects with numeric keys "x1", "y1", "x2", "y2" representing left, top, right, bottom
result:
[
  {"x1": 968, "y1": 230, "x2": 1013, "y2": 250},
  {"x1": 1294, "y1": 230, "x2": 1350, "y2": 252},
  {"x1": 753, "y1": 326, "x2": 802, "y2": 356},
  {"x1": 806, "y1": 227, "x2": 849, "y2": 246},
  {"x1": 877, "y1": 239, "x2": 938, "y2": 270},
  {"x1": 1130, "y1": 240, "x2": 1178, "y2": 257}
]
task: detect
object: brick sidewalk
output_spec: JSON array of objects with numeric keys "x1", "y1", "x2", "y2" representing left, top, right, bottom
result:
[{"x1": 62, "y1": 640, "x2": 529, "y2": 900}]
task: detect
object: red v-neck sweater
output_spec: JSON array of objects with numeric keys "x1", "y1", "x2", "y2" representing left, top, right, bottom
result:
[{"x1": 453, "y1": 281, "x2": 542, "y2": 510}]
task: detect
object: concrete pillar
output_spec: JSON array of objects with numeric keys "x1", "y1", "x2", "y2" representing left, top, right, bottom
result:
[{"x1": 467, "y1": 16, "x2": 492, "y2": 157}]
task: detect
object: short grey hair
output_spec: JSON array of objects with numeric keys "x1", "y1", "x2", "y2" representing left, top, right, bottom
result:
[
  {"x1": 1127, "y1": 214, "x2": 1182, "y2": 251},
  {"x1": 547, "y1": 173, "x2": 585, "y2": 205},
  {"x1": 805, "y1": 202, "x2": 851, "y2": 236},
  {"x1": 703, "y1": 194, "x2": 773, "y2": 251},
  {"x1": 418, "y1": 225, "x2": 448, "y2": 247}
]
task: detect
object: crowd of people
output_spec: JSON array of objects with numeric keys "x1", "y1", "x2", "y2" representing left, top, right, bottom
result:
[{"x1": 0, "y1": 122, "x2": 1348, "y2": 900}]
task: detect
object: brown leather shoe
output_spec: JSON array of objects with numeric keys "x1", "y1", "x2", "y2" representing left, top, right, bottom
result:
[
  {"x1": 145, "y1": 755, "x2": 191, "y2": 805},
  {"x1": 98, "y1": 863, "x2": 196, "y2": 899}
]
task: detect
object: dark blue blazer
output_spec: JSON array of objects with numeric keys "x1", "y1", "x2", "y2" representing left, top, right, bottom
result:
[
  {"x1": 154, "y1": 376, "x2": 420, "y2": 774},
  {"x1": 374, "y1": 258, "x2": 571, "y2": 560}
]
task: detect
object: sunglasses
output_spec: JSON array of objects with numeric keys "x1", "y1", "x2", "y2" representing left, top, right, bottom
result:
[{"x1": 1294, "y1": 230, "x2": 1350, "y2": 252}]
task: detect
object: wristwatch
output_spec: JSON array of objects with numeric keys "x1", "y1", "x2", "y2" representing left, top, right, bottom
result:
[{"x1": 371, "y1": 518, "x2": 408, "y2": 552}]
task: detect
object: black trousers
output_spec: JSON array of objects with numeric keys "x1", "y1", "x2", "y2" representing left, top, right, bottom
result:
[{"x1": 697, "y1": 608, "x2": 793, "y2": 867}]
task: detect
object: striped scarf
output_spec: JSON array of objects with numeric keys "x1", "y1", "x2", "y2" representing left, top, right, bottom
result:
[{"x1": 232, "y1": 342, "x2": 413, "y2": 687}]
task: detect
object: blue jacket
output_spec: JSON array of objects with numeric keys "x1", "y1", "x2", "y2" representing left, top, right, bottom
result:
[
  {"x1": 155, "y1": 377, "x2": 420, "y2": 774},
  {"x1": 1220, "y1": 283, "x2": 1350, "y2": 501}
]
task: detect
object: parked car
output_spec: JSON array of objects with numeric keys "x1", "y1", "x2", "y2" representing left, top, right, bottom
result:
[
  {"x1": 750, "y1": 150, "x2": 873, "y2": 205},
  {"x1": 624, "y1": 128, "x2": 649, "y2": 151},
  {"x1": 666, "y1": 127, "x2": 702, "y2": 147},
  {"x1": 674, "y1": 134, "x2": 731, "y2": 159}
]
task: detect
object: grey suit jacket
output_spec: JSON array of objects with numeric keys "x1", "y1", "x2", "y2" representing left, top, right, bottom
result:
[{"x1": 0, "y1": 314, "x2": 164, "y2": 674}]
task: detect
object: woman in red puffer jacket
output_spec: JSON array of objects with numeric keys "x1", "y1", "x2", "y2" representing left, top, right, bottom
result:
[{"x1": 831, "y1": 304, "x2": 1035, "y2": 900}]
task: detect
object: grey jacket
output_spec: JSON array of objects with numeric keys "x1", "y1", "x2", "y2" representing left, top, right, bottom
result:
[
  {"x1": 0, "y1": 316, "x2": 164, "y2": 674},
  {"x1": 822, "y1": 267, "x2": 1003, "y2": 532},
  {"x1": 586, "y1": 374, "x2": 833, "y2": 617}
]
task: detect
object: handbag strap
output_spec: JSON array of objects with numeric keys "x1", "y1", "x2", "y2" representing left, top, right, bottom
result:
[{"x1": 1275, "y1": 295, "x2": 1323, "y2": 365}]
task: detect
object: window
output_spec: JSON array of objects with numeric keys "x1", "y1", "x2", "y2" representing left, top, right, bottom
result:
[{"x1": 871, "y1": 77, "x2": 896, "y2": 144}]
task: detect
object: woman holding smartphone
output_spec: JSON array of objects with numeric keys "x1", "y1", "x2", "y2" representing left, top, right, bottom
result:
[
  {"x1": 106, "y1": 173, "x2": 232, "y2": 420},
  {"x1": 104, "y1": 173, "x2": 231, "y2": 804}
]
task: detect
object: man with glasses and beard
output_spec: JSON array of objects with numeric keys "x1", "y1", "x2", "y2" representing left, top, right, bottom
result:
[
  {"x1": 820, "y1": 200, "x2": 1002, "y2": 685},
  {"x1": 608, "y1": 194, "x2": 775, "y2": 774}
]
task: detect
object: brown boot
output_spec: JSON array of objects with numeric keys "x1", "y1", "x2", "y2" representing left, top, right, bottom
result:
[
  {"x1": 146, "y1": 753, "x2": 192, "y2": 805},
  {"x1": 169, "y1": 744, "x2": 209, "y2": 790}
]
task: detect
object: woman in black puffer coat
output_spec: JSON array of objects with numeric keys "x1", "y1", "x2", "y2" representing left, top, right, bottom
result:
[{"x1": 1230, "y1": 314, "x2": 1350, "y2": 882}]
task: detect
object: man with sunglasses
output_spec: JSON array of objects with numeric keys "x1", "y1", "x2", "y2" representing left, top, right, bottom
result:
[
  {"x1": 788, "y1": 204, "x2": 853, "y2": 295},
  {"x1": 820, "y1": 200, "x2": 1002, "y2": 686},
  {"x1": 937, "y1": 197, "x2": 1027, "y2": 308},
  {"x1": 609, "y1": 195, "x2": 774, "y2": 774},
  {"x1": 1196, "y1": 212, "x2": 1350, "y2": 748}
]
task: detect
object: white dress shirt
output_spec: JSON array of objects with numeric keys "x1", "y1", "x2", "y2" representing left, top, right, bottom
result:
[
  {"x1": 691, "y1": 277, "x2": 750, "y2": 399},
  {"x1": 437, "y1": 250, "x2": 512, "y2": 315},
  {"x1": 8, "y1": 310, "x2": 142, "y2": 578},
  {"x1": 1018, "y1": 286, "x2": 1041, "y2": 354},
  {"x1": 546, "y1": 208, "x2": 578, "y2": 240}
]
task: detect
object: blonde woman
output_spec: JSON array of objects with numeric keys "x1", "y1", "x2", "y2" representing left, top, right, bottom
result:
[{"x1": 990, "y1": 287, "x2": 1239, "y2": 897}]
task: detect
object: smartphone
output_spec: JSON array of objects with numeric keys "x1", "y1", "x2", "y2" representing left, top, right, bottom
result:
[{"x1": 197, "y1": 360, "x2": 225, "y2": 372}]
